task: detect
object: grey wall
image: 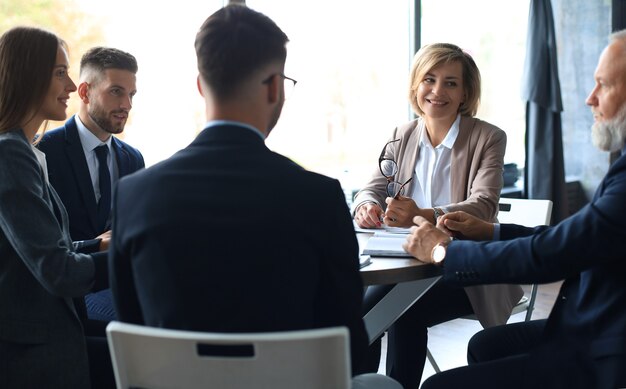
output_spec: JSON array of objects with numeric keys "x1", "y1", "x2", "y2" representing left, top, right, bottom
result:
[{"x1": 553, "y1": 0, "x2": 611, "y2": 201}]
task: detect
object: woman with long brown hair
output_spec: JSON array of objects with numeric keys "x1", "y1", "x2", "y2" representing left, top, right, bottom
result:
[{"x1": 0, "y1": 26, "x2": 111, "y2": 388}]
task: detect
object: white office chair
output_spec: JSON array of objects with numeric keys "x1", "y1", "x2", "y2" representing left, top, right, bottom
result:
[
  {"x1": 426, "y1": 198, "x2": 553, "y2": 373},
  {"x1": 106, "y1": 321, "x2": 401, "y2": 389}
]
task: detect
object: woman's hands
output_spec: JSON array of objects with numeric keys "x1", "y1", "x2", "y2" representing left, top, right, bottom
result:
[
  {"x1": 354, "y1": 197, "x2": 422, "y2": 228},
  {"x1": 354, "y1": 203, "x2": 385, "y2": 228}
]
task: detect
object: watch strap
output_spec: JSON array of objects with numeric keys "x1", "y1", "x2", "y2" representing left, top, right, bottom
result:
[{"x1": 433, "y1": 207, "x2": 444, "y2": 224}]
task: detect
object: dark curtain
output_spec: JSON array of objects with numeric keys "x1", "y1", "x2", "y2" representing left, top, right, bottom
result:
[{"x1": 521, "y1": 0, "x2": 568, "y2": 224}]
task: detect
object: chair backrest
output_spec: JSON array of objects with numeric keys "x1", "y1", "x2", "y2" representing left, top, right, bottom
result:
[
  {"x1": 430, "y1": 198, "x2": 556, "y2": 373},
  {"x1": 498, "y1": 198, "x2": 553, "y2": 322},
  {"x1": 497, "y1": 198, "x2": 553, "y2": 227},
  {"x1": 106, "y1": 321, "x2": 351, "y2": 389}
]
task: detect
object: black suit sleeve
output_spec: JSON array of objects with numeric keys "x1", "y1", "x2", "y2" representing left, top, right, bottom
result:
[
  {"x1": 90, "y1": 251, "x2": 109, "y2": 292},
  {"x1": 73, "y1": 238, "x2": 102, "y2": 254}
]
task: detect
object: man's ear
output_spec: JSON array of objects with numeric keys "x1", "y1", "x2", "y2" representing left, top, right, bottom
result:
[
  {"x1": 266, "y1": 74, "x2": 280, "y2": 104},
  {"x1": 78, "y1": 82, "x2": 90, "y2": 104},
  {"x1": 197, "y1": 75, "x2": 204, "y2": 97}
]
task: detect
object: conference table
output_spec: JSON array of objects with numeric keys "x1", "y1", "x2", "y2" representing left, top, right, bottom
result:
[{"x1": 357, "y1": 231, "x2": 442, "y2": 344}]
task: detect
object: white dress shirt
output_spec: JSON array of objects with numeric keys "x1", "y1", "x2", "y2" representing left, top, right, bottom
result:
[
  {"x1": 410, "y1": 114, "x2": 460, "y2": 210},
  {"x1": 75, "y1": 116, "x2": 118, "y2": 203}
]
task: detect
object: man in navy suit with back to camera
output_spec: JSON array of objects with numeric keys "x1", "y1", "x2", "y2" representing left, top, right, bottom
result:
[
  {"x1": 38, "y1": 47, "x2": 144, "y2": 324},
  {"x1": 108, "y1": 7, "x2": 401, "y2": 387},
  {"x1": 405, "y1": 29, "x2": 626, "y2": 389}
]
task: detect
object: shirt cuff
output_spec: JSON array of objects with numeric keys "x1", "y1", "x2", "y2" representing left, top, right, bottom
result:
[{"x1": 493, "y1": 223, "x2": 500, "y2": 240}]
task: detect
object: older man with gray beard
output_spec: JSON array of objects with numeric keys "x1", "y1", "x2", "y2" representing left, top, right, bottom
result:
[{"x1": 404, "y1": 29, "x2": 626, "y2": 389}]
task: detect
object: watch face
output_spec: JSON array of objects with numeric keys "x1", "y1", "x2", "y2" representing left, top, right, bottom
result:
[{"x1": 433, "y1": 244, "x2": 446, "y2": 263}]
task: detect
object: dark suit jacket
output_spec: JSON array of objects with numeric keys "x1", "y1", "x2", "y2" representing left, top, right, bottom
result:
[
  {"x1": 0, "y1": 129, "x2": 108, "y2": 388},
  {"x1": 443, "y1": 146, "x2": 626, "y2": 387},
  {"x1": 37, "y1": 115, "x2": 145, "y2": 241},
  {"x1": 109, "y1": 124, "x2": 369, "y2": 374}
]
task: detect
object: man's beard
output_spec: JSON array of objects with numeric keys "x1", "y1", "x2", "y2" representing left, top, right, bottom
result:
[
  {"x1": 592, "y1": 103, "x2": 626, "y2": 152},
  {"x1": 88, "y1": 104, "x2": 126, "y2": 135}
]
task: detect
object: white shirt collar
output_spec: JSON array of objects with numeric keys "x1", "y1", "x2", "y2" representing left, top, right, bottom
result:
[
  {"x1": 204, "y1": 120, "x2": 265, "y2": 140},
  {"x1": 31, "y1": 145, "x2": 49, "y2": 183},
  {"x1": 75, "y1": 115, "x2": 113, "y2": 151},
  {"x1": 419, "y1": 114, "x2": 461, "y2": 149}
]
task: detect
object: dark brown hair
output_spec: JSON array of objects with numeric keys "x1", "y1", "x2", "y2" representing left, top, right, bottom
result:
[
  {"x1": 195, "y1": 5, "x2": 289, "y2": 100},
  {"x1": 79, "y1": 46, "x2": 138, "y2": 83},
  {"x1": 0, "y1": 26, "x2": 62, "y2": 133}
]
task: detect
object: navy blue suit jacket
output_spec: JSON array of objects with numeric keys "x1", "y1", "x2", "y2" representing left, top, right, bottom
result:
[
  {"x1": 37, "y1": 115, "x2": 145, "y2": 241},
  {"x1": 444, "y1": 146, "x2": 626, "y2": 386},
  {"x1": 109, "y1": 124, "x2": 369, "y2": 374}
]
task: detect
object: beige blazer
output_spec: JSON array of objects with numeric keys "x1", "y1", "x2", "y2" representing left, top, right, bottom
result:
[{"x1": 353, "y1": 116, "x2": 523, "y2": 327}]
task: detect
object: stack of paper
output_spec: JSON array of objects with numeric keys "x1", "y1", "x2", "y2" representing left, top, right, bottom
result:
[{"x1": 362, "y1": 230, "x2": 412, "y2": 257}]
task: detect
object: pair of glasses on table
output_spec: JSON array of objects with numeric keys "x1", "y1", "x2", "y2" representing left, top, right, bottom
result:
[{"x1": 379, "y1": 139, "x2": 413, "y2": 199}]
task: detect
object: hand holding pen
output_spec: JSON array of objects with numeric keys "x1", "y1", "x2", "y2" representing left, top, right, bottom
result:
[
  {"x1": 354, "y1": 202, "x2": 385, "y2": 228},
  {"x1": 384, "y1": 195, "x2": 421, "y2": 227}
]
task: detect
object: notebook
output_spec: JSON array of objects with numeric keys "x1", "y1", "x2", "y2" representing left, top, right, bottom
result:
[{"x1": 362, "y1": 231, "x2": 412, "y2": 257}]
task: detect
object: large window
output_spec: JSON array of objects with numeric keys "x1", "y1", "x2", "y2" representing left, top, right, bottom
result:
[
  {"x1": 5, "y1": 0, "x2": 528, "y2": 196},
  {"x1": 77, "y1": 0, "x2": 226, "y2": 164},
  {"x1": 247, "y1": 1, "x2": 413, "y2": 192}
]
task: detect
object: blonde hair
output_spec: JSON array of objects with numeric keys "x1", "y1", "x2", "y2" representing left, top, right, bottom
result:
[{"x1": 408, "y1": 43, "x2": 481, "y2": 117}]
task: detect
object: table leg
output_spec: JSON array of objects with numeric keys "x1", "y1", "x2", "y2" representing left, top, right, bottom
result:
[{"x1": 363, "y1": 276, "x2": 441, "y2": 344}]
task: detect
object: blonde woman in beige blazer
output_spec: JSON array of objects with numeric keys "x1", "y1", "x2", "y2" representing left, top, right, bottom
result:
[{"x1": 353, "y1": 43, "x2": 523, "y2": 388}]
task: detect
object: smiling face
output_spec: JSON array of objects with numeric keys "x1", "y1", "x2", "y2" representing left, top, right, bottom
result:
[
  {"x1": 81, "y1": 68, "x2": 137, "y2": 139},
  {"x1": 415, "y1": 60, "x2": 465, "y2": 123},
  {"x1": 40, "y1": 46, "x2": 77, "y2": 122}
]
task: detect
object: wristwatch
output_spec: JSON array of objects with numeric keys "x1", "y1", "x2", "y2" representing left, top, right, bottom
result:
[
  {"x1": 431, "y1": 238, "x2": 452, "y2": 265},
  {"x1": 433, "y1": 207, "x2": 444, "y2": 224}
]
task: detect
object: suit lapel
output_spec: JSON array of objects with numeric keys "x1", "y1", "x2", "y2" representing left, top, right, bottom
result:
[
  {"x1": 111, "y1": 137, "x2": 131, "y2": 176},
  {"x1": 398, "y1": 120, "x2": 421, "y2": 197},
  {"x1": 450, "y1": 116, "x2": 474, "y2": 203},
  {"x1": 63, "y1": 118, "x2": 100, "y2": 233}
]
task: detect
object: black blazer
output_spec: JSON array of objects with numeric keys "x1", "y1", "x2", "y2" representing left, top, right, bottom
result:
[
  {"x1": 109, "y1": 124, "x2": 369, "y2": 374},
  {"x1": 37, "y1": 115, "x2": 144, "y2": 240},
  {"x1": 443, "y1": 146, "x2": 626, "y2": 387},
  {"x1": 0, "y1": 129, "x2": 108, "y2": 388}
]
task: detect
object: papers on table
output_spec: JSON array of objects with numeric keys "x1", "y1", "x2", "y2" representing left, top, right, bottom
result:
[
  {"x1": 362, "y1": 230, "x2": 412, "y2": 257},
  {"x1": 353, "y1": 221, "x2": 384, "y2": 233},
  {"x1": 353, "y1": 220, "x2": 412, "y2": 235},
  {"x1": 359, "y1": 255, "x2": 372, "y2": 269}
]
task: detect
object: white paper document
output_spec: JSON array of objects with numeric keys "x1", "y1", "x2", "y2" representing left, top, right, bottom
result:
[{"x1": 362, "y1": 231, "x2": 412, "y2": 257}]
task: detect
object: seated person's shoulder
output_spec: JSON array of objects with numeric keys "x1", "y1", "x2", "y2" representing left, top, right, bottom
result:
[
  {"x1": 467, "y1": 117, "x2": 506, "y2": 137},
  {"x1": 395, "y1": 118, "x2": 420, "y2": 138},
  {"x1": 36, "y1": 126, "x2": 65, "y2": 149},
  {"x1": 116, "y1": 138, "x2": 143, "y2": 159}
]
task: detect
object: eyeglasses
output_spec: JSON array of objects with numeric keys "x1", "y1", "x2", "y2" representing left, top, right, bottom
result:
[
  {"x1": 262, "y1": 73, "x2": 298, "y2": 100},
  {"x1": 379, "y1": 139, "x2": 413, "y2": 198}
]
